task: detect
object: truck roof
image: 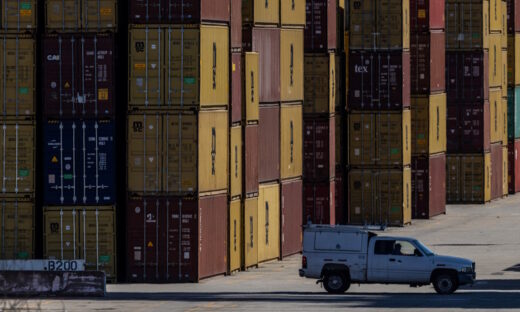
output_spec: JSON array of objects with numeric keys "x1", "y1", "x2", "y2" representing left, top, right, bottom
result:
[{"x1": 303, "y1": 224, "x2": 383, "y2": 236}]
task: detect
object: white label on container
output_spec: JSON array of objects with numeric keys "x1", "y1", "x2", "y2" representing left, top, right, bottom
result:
[
  {"x1": 134, "y1": 251, "x2": 141, "y2": 261},
  {"x1": 151, "y1": 44, "x2": 156, "y2": 50},
  {"x1": 355, "y1": 207, "x2": 361, "y2": 215},
  {"x1": 184, "y1": 252, "x2": 190, "y2": 260},
  {"x1": 48, "y1": 174, "x2": 55, "y2": 184},
  {"x1": 134, "y1": 157, "x2": 141, "y2": 166},
  {"x1": 136, "y1": 78, "x2": 143, "y2": 87},
  {"x1": 354, "y1": 149, "x2": 360, "y2": 156},
  {"x1": 135, "y1": 206, "x2": 141, "y2": 214},
  {"x1": 355, "y1": 90, "x2": 360, "y2": 98},
  {"x1": 65, "y1": 225, "x2": 70, "y2": 231}
]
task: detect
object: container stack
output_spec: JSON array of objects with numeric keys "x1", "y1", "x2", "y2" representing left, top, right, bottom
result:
[
  {"x1": 0, "y1": 0, "x2": 37, "y2": 261},
  {"x1": 446, "y1": 0, "x2": 507, "y2": 203},
  {"x1": 410, "y1": 0, "x2": 447, "y2": 219},
  {"x1": 40, "y1": 0, "x2": 117, "y2": 281},
  {"x1": 127, "y1": 1, "x2": 230, "y2": 282},
  {"x1": 508, "y1": 0, "x2": 520, "y2": 193},
  {"x1": 347, "y1": 0, "x2": 412, "y2": 226},
  {"x1": 303, "y1": 0, "x2": 343, "y2": 226}
]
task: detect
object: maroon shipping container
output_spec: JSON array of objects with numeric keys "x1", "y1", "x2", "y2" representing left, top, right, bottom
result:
[
  {"x1": 303, "y1": 180, "x2": 335, "y2": 225},
  {"x1": 348, "y1": 50, "x2": 410, "y2": 111},
  {"x1": 508, "y1": 140, "x2": 520, "y2": 193},
  {"x1": 447, "y1": 102, "x2": 491, "y2": 153},
  {"x1": 42, "y1": 33, "x2": 115, "y2": 119},
  {"x1": 230, "y1": 0, "x2": 242, "y2": 49},
  {"x1": 303, "y1": 117, "x2": 335, "y2": 181},
  {"x1": 231, "y1": 53, "x2": 242, "y2": 123},
  {"x1": 507, "y1": 0, "x2": 520, "y2": 34},
  {"x1": 334, "y1": 168, "x2": 345, "y2": 225},
  {"x1": 259, "y1": 105, "x2": 280, "y2": 183},
  {"x1": 305, "y1": 0, "x2": 337, "y2": 52},
  {"x1": 446, "y1": 51, "x2": 489, "y2": 105},
  {"x1": 410, "y1": 0, "x2": 445, "y2": 32},
  {"x1": 244, "y1": 124, "x2": 259, "y2": 195},
  {"x1": 129, "y1": 0, "x2": 230, "y2": 24},
  {"x1": 410, "y1": 31, "x2": 445, "y2": 95},
  {"x1": 243, "y1": 27, "x2": 281, "y2": 103},
  {"x1": 491, "y1": 143, "x2": 503, "y2": 200},
  {"x1": 126, "y1": 195, "x2": 227, "y2": 283},
  {"x1": 281, "y1": 179, "x2": 303, "y2": 258},
  {"x1": 412, "y1": 154, "x2": 446, "y2": 219}
]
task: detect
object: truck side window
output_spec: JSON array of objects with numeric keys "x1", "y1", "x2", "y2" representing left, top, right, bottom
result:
[
  {"x1": 394, "y1": 240, "x2": 417, "y2": 256},
  {"x1": 374, "y1": 240, "x2": 395, "y2": 255}
]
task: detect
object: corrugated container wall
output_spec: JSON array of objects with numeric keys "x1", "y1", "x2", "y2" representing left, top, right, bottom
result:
[
  {"x1": 242, "y1": 52, "x2": 259, "y2": 122},
  {"x1": 447, "y1": 102, "x2": 491, "y2": 153},
  {"x1": 508, "y1": 140, "x2": 520, "y2": 193},
  {"x1": 304, "y1": 53, "x2": 336, "y2": 114},
  {"x1": 281, "y1": 179, "x2": 302, "y2": 257},
  {"x1": 0, "y1": 199, "x2": 34, "y2": 259},
  {"x1": 305, "y1": 0, "x2": 337, "y2": 52},
  {"x1": 281, "y1": 0, "x2": 305, "y2": 27},
  {"x1": 258, "y1": 105, "x2": 280, "y2": 183},
  {"x1": 411, "y1": 155, "x2": 446, "y2": 219},
  {"x1": 280, "y1": 29, "x2": 304, "y2": 103},
  {"x1": 411, "y1": 94, "x2": 447, "y2": 155},
  {"x1": 446, "y1": 154, "x2": 491, "y2": 204},
  {"x1": 228, "y1": 199, "x2": 241, "y2": 273},
  {"x1": 280, "y1": 104, "x2": 303, "y2": 180},
  {"x1": 303, "y1": 180, "x2": 335, "y2": 225},
  {"x1": 1, "y1": 0, "x2": 37, "y2": 31},
  {"x1": 410, "y1": 31, "x2": 445, "y2": 94},
  {"x1": 303, "y1": 117, "x2": 335, "y2": 181},
  {"x1": 231, "y1": 53, "x2": 242, "y2": 123},
  {"x1": 445, "y1": 0, "x2": 489, "y2": 50},
  {"x1": 229, "y1": 126, "x2": 242, "y2": 199},
  {"x1": 410, "y1": 0, "x2": 445, "y2": 31},
  {"x1": 243, "y1": 197, "x2": 258, "y2": 268},
  {"x1": 45, "y1": 0, "x2": 117, "y2": 30},
  {"x1": 129, "y1": 0, "x2": 230, "y2": 24},
  {"x1": 242, "y1": 0, "x2": 279, "y2": 26},
  {"x1": 257, "y1": 183, "x2": 280, "y2": 263}
]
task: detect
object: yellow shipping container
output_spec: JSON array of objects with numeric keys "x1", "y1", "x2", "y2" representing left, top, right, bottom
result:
[
  {"x1": 0, "y1": 119, "x2": 35, "y2": 196},
  {"x1": 280, "y1": 104, "x2": 302, "y2": 179},
  {"x1": 242, "y1": 0, "x2": 279, "y2": 25},
  {"x1": 411, "y1": 94, "x2": 447, "y2": 155},
  {"x1": 501, "y1": 0, "x2": 507, "y2": 48},
  {"x1": 243, "y1": 196, "x2": 258, "y2": 269},
  {"x1": 502, "y1": 49, "x2": 508, "y2": 98},
  {"x1": 280, "y1": 29, "x2": 304, "y2": 102},
  {"x1": 0, "y1": 35, "x2": 35, "y2": 117},
  {"x1": 230, "y1": 126, "x2": 242, "y2": 199},
  {"x1": 243, "y1": 52, "x2": 259, "y2": 122},
  {"x1": 489, "y1": 0, "x2": 503, "y2": 33},
  {"x1": 258, "y1": 183, "x2": 280, "y2": 263},
  {"x1": 1, "y1": 0, "x2": 37, "y2": 31},
  {"x1": 0, "y1": 199, "x2": 33, "y2": 259},
  {"x1": 280, "y1": 0, "x2": 305, "y2": 26},
  {"x1": 490, "y1": 88, "x2": 503, "y2": 144},
  {"x1": 348, "y1": 167, "x2": 412, "y2": 227},
  {"x1": 489, "y1": 33, "x2": 502, "y2": 88},
  {"x1": 303, "y1": 53, "x2": 335, "y2": 114},
  {"x1": 229, "y1": 199, "x2": 242, "y2": 273},
  {"x1": 446, "y1": 154, "x2": 491, "y2": 203},
  {"x1": 446, "y1": 0, "x2": 489, "y2": 50},
  {"x1": 503, "y1": 147, "x2": 508, "y2": 196},
  {"x1": 45, "y1": 0, "x2": 117, "y2": 30},
  {"x1": 43, "y1": 206, "x2": 116, "y2": 281},
  {"x1": 507, "y1": 34, "x2": 520, "y2": 86}
]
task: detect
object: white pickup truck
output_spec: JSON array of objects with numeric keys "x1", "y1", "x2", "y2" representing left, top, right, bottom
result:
[{"x1": 299, "y1": 225, "x2": 476, "y2": 295}]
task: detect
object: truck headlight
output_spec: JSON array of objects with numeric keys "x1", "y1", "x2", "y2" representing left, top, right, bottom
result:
[{"x1": 460, "y1": 267, "x2": 473, "y2": 273}]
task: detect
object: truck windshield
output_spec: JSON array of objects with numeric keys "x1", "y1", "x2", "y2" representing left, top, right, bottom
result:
[{"x1": 414, "y1": 240, "x2": 434, "y2": 256}]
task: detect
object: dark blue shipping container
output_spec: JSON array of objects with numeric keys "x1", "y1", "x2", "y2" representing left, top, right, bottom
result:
[{"x1": 43, "y1": 120, "x2": 116, "y2": 205}]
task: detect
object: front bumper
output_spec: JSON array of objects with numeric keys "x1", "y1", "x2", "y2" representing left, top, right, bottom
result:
[{"x1": 458, "y1": 272, "x2": 476, "y2": 285}]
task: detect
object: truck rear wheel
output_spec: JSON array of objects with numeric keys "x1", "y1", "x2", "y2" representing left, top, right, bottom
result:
[
  {"x1": 323, "y1": 272, "x2": 350, "y2": 294},
  {"x1": 433, "y1": 273, "x2": 458, "y2": 295}
]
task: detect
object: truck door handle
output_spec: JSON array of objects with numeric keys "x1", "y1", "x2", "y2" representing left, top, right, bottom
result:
[
  {"x1": 338, "y1": 259, "x2": 347, "y2": 262},
  {"x1": 324, "y1": 259, "x2": 333, "y2": 261},
  {"x1": 389, "y1": 258, "x2": 396, "y2": 262}
]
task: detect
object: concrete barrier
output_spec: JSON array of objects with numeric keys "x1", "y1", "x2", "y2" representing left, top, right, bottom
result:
[{"x1": 0, "y1": 271, "x2": 106, "y2": 297}]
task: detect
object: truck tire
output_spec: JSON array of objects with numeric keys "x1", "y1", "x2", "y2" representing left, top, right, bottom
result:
[
  {"x1": 323, "y1": 272, "x2": 350, "y2": 294},
  {"x1": 433, "y1": 273, "x2": 458, "y2": 295}
]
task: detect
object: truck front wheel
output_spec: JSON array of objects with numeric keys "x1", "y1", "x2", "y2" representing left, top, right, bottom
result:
[
  {"x1": 323, "y1": 272, "x2": 350, "y2": 294},
  {"x1": 433, "y1": 273, "x2": 458, "y2": 295}
]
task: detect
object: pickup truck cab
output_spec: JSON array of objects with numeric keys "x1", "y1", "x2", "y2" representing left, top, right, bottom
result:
[{"x1": 299, "y1": 225, "x2": 476, "y2": 295}]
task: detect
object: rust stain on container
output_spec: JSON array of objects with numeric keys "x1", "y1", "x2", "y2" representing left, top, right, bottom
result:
[
  {"x1": 303, "y1": 116, "x2": 335, "y2": 181},
  {"x1": 281, "y1": 179, "x2": 302, "y2": 258},
  {"x1": 412, "y1": 154, "x2": 446, "y2": 219},
  {"x1": 243, "y1": 27, "x2": 280, "y2": 103},
  {"x1": 303, "y1": 180, "x2": 335, "y2": 225},
  {"x1": 280, "y1": 103, "x2": 302, "y2": 180},
  {"x1": 258, "y1": 183, "x2": 280, "y2": 263},
  {"x1": 244, "y1": 124, "x2": 259, "y2": 195},
  {"x1": 0, "y1": 199, "x2": 33, "y2": 260},
  {"x1": 230, "y1": 126, "x2": 242, "y2": 199},
  {"x1": 258, "y1": 105, "x2": 280, "y2": 183}
]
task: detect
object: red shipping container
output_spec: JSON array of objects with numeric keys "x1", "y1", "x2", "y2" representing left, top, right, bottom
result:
[
  {"x1": 410, "y1": 0, "x2": 445, "y2": 32},
  {"x1": 348, "y1": 50, "x2": 410, "y2": 111},
  {"x1": 410, "y1": 31, "x2": 445, "y2": 95},
  {"x1": 129, "y1": 0, "x2": 230, "y2": 24},
  {"x1": 281, "y1": 179, "x2": 303, "y2": 258},
  {"x1": 303, "y1": 116, "x2": 335, "y2": 181},
  {"x1": 243, "y1": 27, "x2": 281, "y2": 103},
  {"x1": 42, "y1": 33, "x2": 115, "y2": 119},
  {"x1": 305, "y1": 0, "x2": 337, "y2": 52},
  {"x1": 230, "y1": 0, "x2": 242, "y2": 49},
  {"x1": 507, "y1": 0, "x2": 520, "y2": 34},
  {"x1": 491, "y1": 143, "x2": 503, "y2": 200},
  {"x1": 259, "y1": 105, "x2": 280, "y2": 183},
  {"x1": 126, "y1": 195, "x2": 227, "y2": 283},
  {"x1": 447, "y1": 102, "x2": 491, "y2": 153},
  {"x1": 412, "y1": 154, "x2": 446, "y2": 219},
  {"x1": 244, "y1": 124, "x2": 259, "y2": 195},
  {"x1": 303, "y1": 180, "x2": 335, "y2": 225},
  {"x1": 446, "y1": 51, "x2": 489, "y2": 105},
  {"x1": 508, "y1": 140, "x2": 520, "y2": 193},
  {"x1": 231, "y1": 53, "x2": 242, "y2": 123}
]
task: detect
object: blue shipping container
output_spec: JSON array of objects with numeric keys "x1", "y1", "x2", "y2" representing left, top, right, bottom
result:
[
  {"x1": 43, "y1": 120, "x2": 116, "y2": 205},
  {"x1": 508, "y1": 87, "x2": 520, "y2": 140}
]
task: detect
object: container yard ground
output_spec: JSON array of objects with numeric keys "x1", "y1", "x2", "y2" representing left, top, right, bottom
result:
[{"x1": 8, "y1": 195, "x2": 520, "y2": 311}]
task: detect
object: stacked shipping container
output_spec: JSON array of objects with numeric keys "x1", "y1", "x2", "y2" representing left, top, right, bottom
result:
[
  {"x1": 41, "y1": 0, "x2": 118, "y2": 281},
  {"x1": 0, "y1": 0, "x2": 37, "y2": 261},
  {"x1": 347, "y1": 0, "x2": 412, "y2": 226},
  {"x1": 446, "y1": 0, "x2": 508, "y2": 203},
  {"x1": 126, "y1": 1, "x2": 230, "y2": 282},
  {"x1": 508, "y1": 0, "x2": 520, "y2": 193},
  {"x1": 410, "y1": 0, "x2": 447, "y2": 219}
]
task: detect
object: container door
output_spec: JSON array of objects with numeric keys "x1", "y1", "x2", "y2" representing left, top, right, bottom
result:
[
  {"x1": 44, "y1": 208, "x2": 80, "y2": 260},
  {"x1": 229, "y1": 199, "x2": 242, "y2": 272},
  {"x1": 243, "y1": 197, "x2": 258, "y2": 268},
  {"x1": 0, "y1": 200, "x2": 33, "y2": 259}
]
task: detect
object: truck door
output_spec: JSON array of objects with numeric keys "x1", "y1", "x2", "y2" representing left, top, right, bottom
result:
[
  {"x1": 367, "y1": 239, "x2": 394, "y2": 282},
  {"x1": 386, "y1": 240, "x2": 432, "y2": 283}
]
